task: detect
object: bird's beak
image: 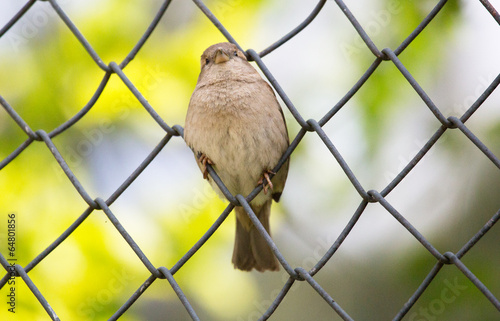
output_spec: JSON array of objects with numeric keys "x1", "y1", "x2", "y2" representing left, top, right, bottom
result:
[{"x1": 214, "y1": 49, "x2": 230, "y2": 64}]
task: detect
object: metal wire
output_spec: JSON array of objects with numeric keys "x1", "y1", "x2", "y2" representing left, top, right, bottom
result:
[{"x1": 1, "y1": 0, "x2": 500, "y2": 320}]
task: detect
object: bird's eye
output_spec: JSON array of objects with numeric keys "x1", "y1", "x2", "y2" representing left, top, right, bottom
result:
[
  {"x1": 233, "y1": 51, "x2": 238, "y2": 56},
  {"x1": 205, "y1": 58, "x2": 210, "y2": 65}
]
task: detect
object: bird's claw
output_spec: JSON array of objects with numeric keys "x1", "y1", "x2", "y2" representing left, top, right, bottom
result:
[
  {"x1": 198, "y1": 153, "x2": 214, "y2": 180},
  {"x1": 258, "y1": 170, "x2": 275, "y2": 194}
]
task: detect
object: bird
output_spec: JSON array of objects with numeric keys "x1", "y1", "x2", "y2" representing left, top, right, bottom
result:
[{"x1": 184, "y1": 42, "x2": 289, "y2": 271}]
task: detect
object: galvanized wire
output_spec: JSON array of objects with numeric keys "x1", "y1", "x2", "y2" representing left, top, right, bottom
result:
[{"x1": 1, "y1": 0, "x2": 500, "y2": 320}]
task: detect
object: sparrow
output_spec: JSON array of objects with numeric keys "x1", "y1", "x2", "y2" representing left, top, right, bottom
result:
[{"x1": 184, "y1": 42, "x2": 289, "y2": 271}]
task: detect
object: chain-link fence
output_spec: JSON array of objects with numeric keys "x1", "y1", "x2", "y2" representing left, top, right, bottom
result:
[{"x1": 1, "y1": 0, "x2": 500, "y2": 320}]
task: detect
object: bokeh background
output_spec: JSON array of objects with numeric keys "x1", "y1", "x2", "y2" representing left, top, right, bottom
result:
[{"x1": 1, "y1": 0, "x2": 500, "y2": 320}]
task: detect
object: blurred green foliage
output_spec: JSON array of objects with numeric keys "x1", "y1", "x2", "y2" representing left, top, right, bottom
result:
[
  {"x1": 0, "y1": 0, "x2": 268, "y2": 320},
  {"x1": 352, "y1": 0, "x2": 460, "y2": 155}
]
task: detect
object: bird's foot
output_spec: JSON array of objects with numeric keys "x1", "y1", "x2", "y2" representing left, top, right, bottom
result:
[
  {"x1": 257, "y1": 170, "x2": 275, "y2": 194},
  {"x1": 198, "y1": 153, "x2": 214, "y2": 180}
]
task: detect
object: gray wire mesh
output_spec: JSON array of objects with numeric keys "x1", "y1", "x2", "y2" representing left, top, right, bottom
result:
[{"x1": 1, "y1": 0, "x2": 500, "y2": 320}]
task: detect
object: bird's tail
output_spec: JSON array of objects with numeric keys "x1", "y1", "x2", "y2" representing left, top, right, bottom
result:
[{"x1": 232, "y1": 199, "x2": 279, "y2": 272}]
